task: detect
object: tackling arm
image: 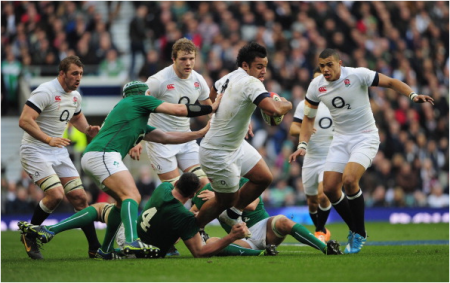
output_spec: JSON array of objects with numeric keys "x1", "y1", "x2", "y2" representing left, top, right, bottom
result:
[
  {"x1": 144, "y1": 124, "x2": 209, "y2": 144},
  {"x1": 378, "y1": 73, "x2": 434, "y2": 105}
]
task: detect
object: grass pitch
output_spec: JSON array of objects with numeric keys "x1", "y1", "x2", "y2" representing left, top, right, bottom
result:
[{"x1": 1, "y1": 222, "x2": 448, "y2": 282}]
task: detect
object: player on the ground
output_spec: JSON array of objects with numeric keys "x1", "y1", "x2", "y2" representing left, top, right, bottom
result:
[
  {"x1": 18, "y1": 55, "x2": 101, "y2": 259},
  {"x1": 195, "y1": 42, "x2": 292, "y2": 233},
  {"x1": 289, "y1": 68, "x2": 333, "y2": 243},
  {"x1": 19, "y1": 173, "x2": 265, "y2": 259},
  {"x1": 289, "y1": 48, "x2": 434, "y2": 254},
  {"x1": 191, "y1": 178, "x2": 343, "y2": 255}
]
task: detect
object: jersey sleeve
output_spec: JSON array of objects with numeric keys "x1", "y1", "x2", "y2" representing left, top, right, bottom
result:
[
  {"x1": 145, "y1": 125, "x2": 156, "y2": 134},
  {"x1": 293, "y1": 100, "x2": 305, "y2": 122},
  {"x1": 355, "y1": 67, "x2": 377, "y2": 87},
  {"x1": 140, "y1": 95, "x2": 165, "y2": 112},
  {"x1": 145, "y1": 77, "x2": 162, "y2": 98},
  {"x1": 197, "y1": 75, "x2": 210, "y2": 101},
  {"x1": 305, "y1": 80, "x2": 320, "y2": 105},
  {"x1": 246, "y1": 77, "x2": 268, "y2": 103},
  {"x1": 74, "y1": 92, "x2": 82, "y2": 115},
  {"x1": 27, "y1": 89, "x2": 52, "y2": 113}
]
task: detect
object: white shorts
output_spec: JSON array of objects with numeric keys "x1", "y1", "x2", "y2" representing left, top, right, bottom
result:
[
  {"x1": 145, "y1": 140, "x2": 200, "y2": 174},
  {"x1": 199, "y1": 140, "x2": 261, "y2": 193},
  {"x1": 324, "y1": 132, "x2": 380, "y2": 173},
  {"x1": 81, "y1": 152, "x2": 128, "y2": 190},
  {"x1": 302, "y1": 156, "x2": 326, "y2": 196},
  {"x1": 20, "y1": 144, "x2": 79, "y2": 182},
  {"x1": 241, "y1": 218, "x2": 269, "y2": 250}
]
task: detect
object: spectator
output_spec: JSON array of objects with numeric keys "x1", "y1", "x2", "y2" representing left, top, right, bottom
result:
[
  {"x1": 98, "y1": 49, "x2": 126, "y2": 80},
  {"x1": 427, "y1": 182, "x2": 449, "y2": 208},
  {"x1": 128, "y1": 5, "x2": 148, "y2": 80}
]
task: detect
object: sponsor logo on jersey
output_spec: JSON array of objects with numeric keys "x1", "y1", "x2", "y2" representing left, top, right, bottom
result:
[
  {"x1": 55, "y1": 96, "x2": 61, "y2": 102},
  {"x1": 318, "y1": 86, "x2": 327, "y2": 93},
  {"x1": 344, "y1": 79, "x2": 351, "y2": 87},
  {"x1": 167, "y1": 84, "x2": 175, "y2": 90},
  {"x1": 194, "y1": 82, "x2": 200, "y2": 89}
]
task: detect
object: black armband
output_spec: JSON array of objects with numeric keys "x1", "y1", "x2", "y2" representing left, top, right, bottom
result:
[{"x1": 186, "y1": 104, "x2": 213, "y2": 117}]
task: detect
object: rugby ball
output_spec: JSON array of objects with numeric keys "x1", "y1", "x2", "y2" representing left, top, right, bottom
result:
[{"x1": 261, "y1": 92, "x2": 284, "y2": 126}]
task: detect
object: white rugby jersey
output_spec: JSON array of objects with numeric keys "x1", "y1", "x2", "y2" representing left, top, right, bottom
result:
[
  {"x1": 306, "y1": 67, "x2": 378, "y2": 135},
  {"x1": 294, "y1": 100, "x2": 333, "y2": 157},
  {"x1": 201, "y1": 68, "x2": 269, "y2": 151},
  {"x1": 145, "y1": 65, "x2": 210, "y2": 132},
  {"x1": 21, "y1": 78, "x2": 82, "y2": 147}
]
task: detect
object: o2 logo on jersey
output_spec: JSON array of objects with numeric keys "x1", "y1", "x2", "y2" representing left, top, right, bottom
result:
[
  {"x1": 318, "y1": 86, "x2": 327, "y2": 93},
  {"x1": 55, "y1": 96, "x2": 61, "y2": 102},
  {"x1": 344, "y1": 79, "x2": 351, "y2": 87},
  {"x1": 194, "y1": 82, "x2": 200, "y2": 89},
  {"x1": 167, "y1": 84, "x2": 175, "y2": 90},
  {"x1": 72, "y1": 97, "x2": 77, "y2": 105}
]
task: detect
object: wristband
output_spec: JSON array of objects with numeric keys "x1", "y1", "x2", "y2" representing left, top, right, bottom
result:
[
  {"x1": 46, "y1": 137, "x2": 52, "y2": 144},
  {"x1": 186, "y1": 104, "x2": 213, "y2": 117},
  {"x1": 297, "y1": 141, "x2": 307, "y2": 151},
  {"x1": 409, "y1": 92, "x2": 418, "y2": 101}
]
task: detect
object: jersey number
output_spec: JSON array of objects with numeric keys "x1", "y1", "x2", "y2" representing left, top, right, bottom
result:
[
  {"x1": 140, "y1": 207, "x2": 157, "y2": 232},
  {"x1": 60, "y1": 110, "x2": 70, "y2": 124},
  {"x1": 318, "y1": 117, "x2": 333, "y2": 129},
  {"x1": 332, "y1": 97, "x2": 351, "y2": 109}
]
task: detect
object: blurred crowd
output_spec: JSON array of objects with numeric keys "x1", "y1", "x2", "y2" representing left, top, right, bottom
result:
[{"x1": 1, "y1": 1, "x2": 448, "y2": 214}]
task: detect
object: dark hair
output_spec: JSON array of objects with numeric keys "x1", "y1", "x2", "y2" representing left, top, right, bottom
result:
[
  {"x1": 59, "y1": 55, "x2": 83, "y2": 73},
  {"x1": 319, "y1": 48, "x2": 340, "y2": 60},
  {"x1": 236, "y1": 42, "x2": 267, "y2": 68},
  {"x1": 176, "y1": 172, "x2": 200, "y2": 197}
]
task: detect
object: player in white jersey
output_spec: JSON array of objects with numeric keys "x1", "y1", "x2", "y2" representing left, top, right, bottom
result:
[
  {"x1": 289, "y1": 68, "x2": 333, "y2": 243},
  {"x1": 18, "y1": 56, "x2": 101, "y2": 259},
  {"x1": 138, "y1": 38, "x2": 211, "y2": 188},
  {"x1": 289, "y1": 49, "x2": 434, "y2": 254},
  {"x1": 195, "y1": 42, "x2": 292, "y2": 231}
]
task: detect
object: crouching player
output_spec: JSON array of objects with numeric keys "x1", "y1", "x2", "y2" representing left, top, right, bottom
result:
[
  {"x1": 18, "y1": 173, "x2": 266, "y2": 259},
  {"x1": 192, "y1": 178, "x2": 343, "y2": 256}
]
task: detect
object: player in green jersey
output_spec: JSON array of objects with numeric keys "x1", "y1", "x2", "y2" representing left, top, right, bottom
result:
[
  {"x1": 80, "y1": 81, "x2": 221, "y2": 258},
  {"x1": 191, "y1": 178, "x2": 343, "y2": 255},
  {"x1": 18, "y1": 173, "x2": 264, "y2": 259}
]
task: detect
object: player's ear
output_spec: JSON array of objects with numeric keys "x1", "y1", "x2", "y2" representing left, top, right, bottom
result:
[
  {"x1": 242, "y1": 61, "x2": 249, "y2": 71},
  {"x1": 338, "y1": 60, "x2": 343, "y2": 66}
]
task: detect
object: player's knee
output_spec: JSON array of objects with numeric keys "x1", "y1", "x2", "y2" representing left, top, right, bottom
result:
[
  {"x1": 66, "y1": 189, "x2": 89, "y2": 209},
  {"x1": 44, "y1": 186, "x2": 65, "y2": 204},
  {"x1": 342, "y1": 174, "x2": 359, "y2": 189},
  {"x1": 271, "y1": 215, "x2": 289, "y2": 238},
  {"x1": 307, "y1": 195, "x2": 319, "y2": 207}
]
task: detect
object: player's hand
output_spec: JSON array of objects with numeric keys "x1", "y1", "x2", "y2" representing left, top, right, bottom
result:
[
  {"x1": 230, "y1": 222, "x2": 251, "y2": 239},
  {"x1": 288, "y1": 148, "x2": 306, "y2": 163},
  {"x1": 413, "y1": 94, "x2": 434, "y2": 105},
  {"x1": 129, "y1": 144, "x2": 142, "y2": 160},
  {"x1": 48, "y1": 137, "x2": 71, "y2": 148},
  {"x1": 198, "y1": 190, "x2": 215, "y2": 201},
  {"x1": 198, "y1": 120, "x2": 211, "y2": 137},
  {"x1": 211, "y1": 93, "x2": 223, "y2": 112},
  {"x1": 86, "y1": 125, "x2": 101, "y2": 137},
  {"x1": 245, "y1": 123, "x2": 254, "y2": 139}
]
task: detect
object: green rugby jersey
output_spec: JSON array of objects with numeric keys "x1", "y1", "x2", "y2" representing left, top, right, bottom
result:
[
  {"x1": 192, "y1": 178, "x2": 270, "y2": 233},
  {"x1": 137, "y1": 183, "x2": 199, "y2": 257},
  {"x1": 85, "y1": 95, "x2": 164, "y2": 158}
]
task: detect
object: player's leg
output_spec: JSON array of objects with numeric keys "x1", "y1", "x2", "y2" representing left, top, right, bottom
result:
[
  {"x1": 61, "y1": 176, "x2": 101, "y2": 257},
  {"x1": 196, "y1": 191, "x2": 237, "y2": 228},
  {"x1": 179, "y1": 141, "x2": 210, "y2": 189},
  {"x1": 317, "y1": 181, "x2": 332, "y2": 242},
  {"x1": 206, "y1": 238, "x2": 265, "y2": 256}
]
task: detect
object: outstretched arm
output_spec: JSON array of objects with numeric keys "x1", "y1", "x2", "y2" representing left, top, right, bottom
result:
[
  {"x1": 144, "y1": 122, "x2": 209, "y2": 144},
  {"x1": 378, "y1": 73, "x2": 434, "y2": 105}
]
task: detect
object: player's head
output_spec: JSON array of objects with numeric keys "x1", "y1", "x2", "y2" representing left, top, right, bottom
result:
[
  {"x1": 318, "y1": 48, "x2": 342, "y2": 81},
  {"x1": 236, "y1": 42, "x2": 268, "y2": 82},
  {"x1": 122, "y1": 81, "x2": 149, "y2": 98},
  {"x1": 313, "y1": 66, "x2": 322, "y2": 79},
  {"x1": 175, "y1": 172, "x2": 201, "y2": 198},
  {"x1": 58, "y1": 56, "x2": 84, "y2": 91},
  {"x1": 172, "y1": 38, "x2": 197, "y2": 79}
]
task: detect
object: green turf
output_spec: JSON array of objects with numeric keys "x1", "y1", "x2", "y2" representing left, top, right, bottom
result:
[{"x1": 2, "y1": 222, "x2": 448, "y2": 282}]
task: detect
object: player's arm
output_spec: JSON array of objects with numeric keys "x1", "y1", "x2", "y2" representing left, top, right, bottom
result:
[
  {"x1": 289, "y1": 100, "x2": 317, "y2": 163},
  {"x1": 144, "y1": 122, "x2": 210, "y2": 144},
  {"x1": 208, "y1": 85, "x2": 218, "y2": 103},
  {"x1": 19, "y1": 104, "x2": 70, "y2": 148},
  {"x1": 243, "y1": 197, "x2": 260, "y2": 212},
  {"x1": 258, "y1": 95, "x2": 292, "y2": 117},
  {"x1": 184, "y1": 222, "x2": 249, "y2": 258},
  {"x1": 377, "y1": 73, "x2": 434, "y2": 105},
  {"x1": 289, "y1": 121, "x2": 302, "y2": 137},
  {"x1": 128, "y1": 143, "x2": 143, "y2": 160},
  {"x1": 154, "y1": 94, "x2": 222, "y2": 117},
  {"x1": 70, "y1": 112, "x2": 100, "y2": 138}
]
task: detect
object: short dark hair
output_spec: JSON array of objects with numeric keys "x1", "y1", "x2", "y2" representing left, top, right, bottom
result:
[
  {"x1": 176, "y1": 172, "x2": 200, "y2": 197},
  {"x1": 236, "y1": 42, "x2": 267, "y2": 68},
  {"x1": 59, "y1": 56, "x2": 83, "y2": 73},
  {"x1": 319, "y1": 48, "x2": 340, "y2": 60}
]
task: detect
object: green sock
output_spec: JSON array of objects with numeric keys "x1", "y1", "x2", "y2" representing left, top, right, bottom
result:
[
  {"x1": 101, "y1": 205, "x2": 122, "y2": 253},
  {"x1": 121, "y1": 199, "x2": 139, "y2": 243},
  {"x1": 218, "y1": 244, "x2": 265, "y2": 256},
  {"x1": 48, "y1": 206, "x2": 97, "y2": 234},
  {"x1": 290, "y1": 223, "x2": 327, "y2": 253}
]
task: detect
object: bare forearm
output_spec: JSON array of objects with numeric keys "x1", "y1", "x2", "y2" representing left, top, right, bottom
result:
[
  {"x1": 70, "y1": 114, "x2": 90, "y2": 134},
  {"x1": 299, "y1": 117, "x2": 315, "y2": 143},
  {"x1": 388, "y1": 79, "x2": 414, "y2": 97},
  {"x1": 19, "y1": 118, "x2": 50, "y2": 143},
  {"x1": 196, "y1": 234, "x2": 236, "y2": 258}
]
